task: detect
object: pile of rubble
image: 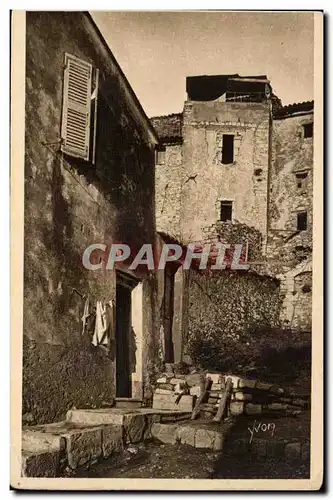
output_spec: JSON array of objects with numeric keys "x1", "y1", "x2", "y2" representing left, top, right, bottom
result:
[{"x1": 152, "y1": 369, "x2": 309, "y2": 419}]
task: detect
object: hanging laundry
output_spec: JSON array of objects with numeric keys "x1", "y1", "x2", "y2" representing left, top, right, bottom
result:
[
  {"x1": 81, "y1": 296, "x2": 91, "y2": 335},
  {"x1": 92, "y1": 301, "x2": 110, "y2": 347}
]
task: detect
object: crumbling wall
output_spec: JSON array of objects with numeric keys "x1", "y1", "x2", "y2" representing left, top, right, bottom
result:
[
  {"x1": 181, "y1": 100, "x2": 270, "y2": 245},
  {"x1": 267, "y1": 113, "x2": 313, "y2": 272},
  {"x1": 24, "y1": 12, "x2": 158, "y2": 423}
]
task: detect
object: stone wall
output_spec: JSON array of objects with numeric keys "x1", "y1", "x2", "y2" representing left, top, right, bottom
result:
[
  {"x1": 267, "y1": 112, "x2": 313, "y2": 273},
  {"x1": 181, "y1": 100, "x2": 270, "y2": 245},
  {"x1": 23, "y1": 12, "x2": 159, "y2": 423},
  {"x1": 186, "y1": 270, "x2": 281, "y2": 366}
]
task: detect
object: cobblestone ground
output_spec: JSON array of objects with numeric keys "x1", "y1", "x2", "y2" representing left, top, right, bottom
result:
[{"x1": 70, "y1": 440, "x2": 309, "y2": 480}]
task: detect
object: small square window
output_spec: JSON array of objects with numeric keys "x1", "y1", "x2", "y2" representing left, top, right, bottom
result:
[
  {"x1": 156, "y1": 146, "x2": 166, "y2": 165},
  {"x1": 303, "y1": 123, "x2": 313, "y2": 138},
  {"x1": 222, "y1": 134, "x2": 234, "y2": 164},
  {"x1": 297, "y1": 211, "x2": 307, "y2": 231},
  {"x1": 220, "y1": 201, "x2": 233, "y2": 222},
  {"x1": 295, "y1": 172, "x2": 308, "y2": 189}
]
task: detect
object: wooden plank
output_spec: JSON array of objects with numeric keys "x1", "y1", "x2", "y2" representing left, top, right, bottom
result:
[
  {"x1": 213, "y1": 377, "x2": 233, "y2": 423},
  {"x1": 191, "y1": 376, "x2": 212, "y2": 420}
]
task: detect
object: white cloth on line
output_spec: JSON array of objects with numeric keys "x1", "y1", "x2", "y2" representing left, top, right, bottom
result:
[{"x1": 92, "y1": 300, "x2": 113, "y2": 346}]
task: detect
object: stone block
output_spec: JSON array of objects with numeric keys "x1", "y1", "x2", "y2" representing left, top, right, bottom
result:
[
  {"x1": 22, "y1": 429, "x2": 63, "y2": 453},
  {"x1": 229, "y1": 376, "x2": 240, "y2": 389},
  {"x1": 65, "y1": 427, "x2": 102, "y2": 469},
  {"x1": 190, "y1": 385, "x2": 201, "y2": 397},
  {"x1": 170, "y1": 378, "x2": 185, "y2": 385},
  {"x1": 211, "y1": 383, "x2": 223, "y2": 391},
  {"x1": 177, "y1": 425, "x2": 196, "y2": 447},
  {"x1": 195, "y1": 428, "x2": 216, "y2": 449},
  {"x1": 233, "y1": 392, "x2": 252, "y2": 401},
  {"x1": 155, "y1": 388, "x2": 174, "y2": 395},
  {"x1": 267, "y1": 403, "x2": 288, "y2": 412},
  {"x1": 285, "y1": 442, "x2": 301, "y2": 460},
  {"x1": 101, "y1": 425, "x2": 123, "y2": 458},
  {"x1": 206, "y1": 373, "x2": 221, "y2": 384},
  {"x1": 230, "y1": 401, "x2": 245, "y2": 415},
  {"x1": 213, "y1": 433, "x2": 225, "y2": 451},
  {"x1": 156, "y1": 377, "x2": 167, "y2": 384},
  {"x1": 245, "y1": 404, "x2": 262, "y2": 415},
  {"x1": 22, "y1": 449, "x2": 60, "y2": 478},
  {"x1": 185, "y1": 373, "x2": 204, "y2": 387},
  {"x1": 270, "y1": 386, "x2": 284, "y2": 395},
  {"x1": 31, "y1": 421, "x2": 103, "y2": 469},
  {"x1": 210, "y1": 390, "x2": 222, "y2": 398},
  {"x1": 151, "y1": 423, "x2": 178, "y2": 444},
  {"x1": 239, "y1": 379, "x2": 256, "y2": 389},
  {"x1": 256, "y1": 382, "x2": 272, "y2": 391},
  {"x1": 124, "y1": 414, "x2": 146, "y2": 443},
  {"x1": 156, "y1": 383, "x2": 174, "y2": 391},
  {"x1": 67, "y1": 409, "x2": 124, "y2": 426},
  {"x1": 153, "y1": 393, "x2": 194, "y2": 411}
]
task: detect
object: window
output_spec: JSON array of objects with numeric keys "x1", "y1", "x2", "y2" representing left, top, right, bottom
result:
[
  {"x1": 222, "y1": 134, "x2": 234, "y2": 164},
  {"x1": 295, "y1": 172, "x2": 308, "y2": 189},
  {"x1": 303, "y1": 122, "x2": 313, "y2": 138},
  {"x1": 220, "y1": 201, "x2": 233, "y2": 222},
  {"x1": 61, "y1": 53, "x2": 99, "y2": 163},
  {"x1": 297, "y1": 211, "x2": 307, "y2": 231},
  {"x1": 156, "y1": 146, "x2": 166, "y2": 165}
]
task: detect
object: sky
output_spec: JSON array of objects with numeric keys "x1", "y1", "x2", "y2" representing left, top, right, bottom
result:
[{"x1": 91, "y1": 11, "x2": 314, "y2": 118}]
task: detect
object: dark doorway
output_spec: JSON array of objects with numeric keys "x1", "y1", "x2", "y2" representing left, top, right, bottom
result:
[
  {"x1": 115, "y1": 281, "x2": 132, "y2": 398},
  {"x1": 164, "y1": 270, "x2": 175, "y2": 363}
]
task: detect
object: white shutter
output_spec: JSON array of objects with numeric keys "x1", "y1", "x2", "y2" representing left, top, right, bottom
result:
[{"x1": 61, "y1": 53, "x2": 92, "y2": 161}]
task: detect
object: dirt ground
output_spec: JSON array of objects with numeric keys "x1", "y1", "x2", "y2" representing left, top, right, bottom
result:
[{"x1": 70, "y1": 439, "x2": 309, "y2": 480}]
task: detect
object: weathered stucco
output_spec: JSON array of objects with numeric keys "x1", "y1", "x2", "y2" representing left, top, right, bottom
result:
[
  {"x1": 24, "y1": 11, "x2": 160, "y2": 424},
  {"x1": 181, "y1": 100, "x2": 271, "y2": 245}
]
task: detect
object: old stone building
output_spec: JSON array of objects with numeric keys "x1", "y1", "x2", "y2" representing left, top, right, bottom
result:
[
  {"x1": 151, "y1": 74, "x2": 313, "y2": 354},
  {"x1": 23, "y1": 11, "x2": 171, "y2": 424}
]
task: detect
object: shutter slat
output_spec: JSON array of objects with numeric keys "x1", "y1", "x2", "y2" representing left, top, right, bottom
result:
[{"x1": 61, "y1": 53, "x2": 92, "y2": 160}]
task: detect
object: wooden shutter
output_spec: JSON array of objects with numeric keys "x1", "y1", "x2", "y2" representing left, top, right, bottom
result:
[{"x1": 61, "y1": 53, "x2": 92, "y2": 161}]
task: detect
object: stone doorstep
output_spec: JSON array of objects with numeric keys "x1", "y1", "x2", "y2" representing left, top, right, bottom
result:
[
  {"x1": 22, "y1": 421, "x2": 124, "y2": 471},
  {"x1": 67, "y1": 408, "x2": 192, "y2": 426},
  {"x1": 151, "y1": 420, "x2": 235, "y2": 451}
]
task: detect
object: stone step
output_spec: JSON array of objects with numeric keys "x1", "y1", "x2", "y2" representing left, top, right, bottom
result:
[
  {"x1": 22, "y1": 420, "x2": 123, "y2": 475},
  {"x1": 22, "y1": 449, "x2": 60, "y2": 478},
  {"x1": 115, "y1": 398, "x2": 143, "y2": 409},
  {"x1": 67, "y1": 407, "x2": 192, "y2": 443},
  {"x1": 151, "y1": 419, "x2": 235, "y2": 451}
]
